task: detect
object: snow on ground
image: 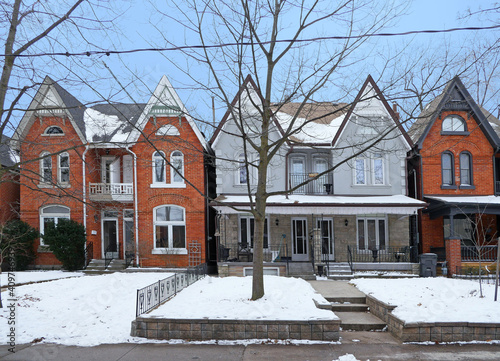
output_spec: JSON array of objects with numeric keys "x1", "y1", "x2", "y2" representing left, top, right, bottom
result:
[
  {"x1": 1, "y1": 270, "x2": 84, "y2": 286},
  {"x1": 0, "y1": 272, "x2": 173, "y2": 346},
  {"x1": 147, "y1": 276, "x2": 337, "y2": 321},
  {"x1": 333, "y1": 355, "x2": 360, "y2": 361},
  {"x1": 352, "y1": 277, "x2": 500, "y2": 323}
]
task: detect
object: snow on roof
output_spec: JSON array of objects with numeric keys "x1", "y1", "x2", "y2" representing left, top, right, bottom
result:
[
  {"x1": 426, "y1": 195, "x2": 500, "y2": 205},
  {"x1": 275, "y1": 111, "x2": 344, "y2": 143},
  {"x1": 84, "y1": 108, "x2": 128, "y2": 143}
]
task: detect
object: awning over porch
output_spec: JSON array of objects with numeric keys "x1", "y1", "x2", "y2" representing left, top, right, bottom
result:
[
  {"x1": 425, "y1": 195, "x2": 500, "y2": 219},
  {"x1": 211, "y1": 194, "x2": 427, "y2": 215}
]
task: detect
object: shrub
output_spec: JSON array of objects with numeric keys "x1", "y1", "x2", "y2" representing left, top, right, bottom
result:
[
  {"x1": 0, "y1": 220, "x2": 38, "y2": 271},
  {"x1": 44, "y1": 219, "x2": 86, "y2": 271}
]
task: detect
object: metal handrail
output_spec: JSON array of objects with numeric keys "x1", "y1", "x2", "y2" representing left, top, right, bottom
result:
[
  {"x1": 84, "y1": 242, "x2": 93, "y2": 269},
  {"x1": 347, "y1": 245, "x2": 354, "y2": 274}
]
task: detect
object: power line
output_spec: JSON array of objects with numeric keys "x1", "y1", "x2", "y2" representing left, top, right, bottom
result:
[{"x1": 5, "y1": 24, "x2": 500, "y2": 58}]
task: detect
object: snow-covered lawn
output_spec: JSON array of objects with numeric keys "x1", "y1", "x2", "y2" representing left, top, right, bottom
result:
[
  {"x1": 147, "y1": 276, "x2": 337, "y2": 321},
  {"x1": 352, "y1": 277, "x2": 500, "y2": 323},
  {"x1": 0, "y1": 272, "x2": 173, "y2": 346},
  {"x1": 1, "y1": 270, "x2": 84, "y2": 286}
]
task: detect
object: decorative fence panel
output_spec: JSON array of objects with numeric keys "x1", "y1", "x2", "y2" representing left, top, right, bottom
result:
[{"x1": 136, "y1": 263, "x2": 207, "y2": 317}]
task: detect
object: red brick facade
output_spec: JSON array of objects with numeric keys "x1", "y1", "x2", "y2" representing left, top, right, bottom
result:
[{"x1": 0, "y1": 171, "x2": 20, "y2": 224}]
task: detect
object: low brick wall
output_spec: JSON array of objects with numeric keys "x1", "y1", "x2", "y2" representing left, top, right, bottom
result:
[
  {"x1": 367, "y1": 294, "x2": 500, "y2": 342},
  {"x1": 131, "y1": 318, "x2": 340, "y2": 341}
]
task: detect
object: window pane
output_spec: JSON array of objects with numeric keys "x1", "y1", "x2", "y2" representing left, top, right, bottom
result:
[
  {"x1": 60, "y1": 169, "x2": 69, "y2": 183},
  {"x1": 378, "y1": 220, "x2": 386, "y2": 249},
  {"x1": 43, "y1": 206, "x2": 69, "y2": 214},
  {"x1": 357, "y1": 219, "x2": 365, "y2": 250},
  {"x1": 155, "y1": 225, "x2": 169, "y2": 248},
  {"x1": 169, "y1": 207, "x2": 184, "y2": 221},
  {"x1": 355, "y1": 159, "x2": 365, "y2": 184},
  {"x1": 240, "y1": 218, "x2": 248, "y2": 246},
  {"x1": 460, "y1": 153, "x2": 471, "y2": 185},
  {"x1": 239, "y1": 154, "x2": 248, "y2": 184},
  {"x1": 367, "y1": 220, "x2": 376, "y2": 250},
  {"x1": 154, "y1": 158, "x2": 165, "y2": 182},
  {"x1": 156, "y1": 207, "x2": 167, "y2": 221},
  {"x1": 373, "y1": 157, "x2": 384, "y2": 184},
  {"x1": 250, "y1": 218, "x2": 255, "y2": 248},
  {"x1": 60, "y1": 154, "x2": 69, "y2": 167},
  {"x1": 442, "y1": 153, "x2": 452, "y2": 185},
  {"x1": 172, "y1": 226, "x2": 185, "y2": 248}
]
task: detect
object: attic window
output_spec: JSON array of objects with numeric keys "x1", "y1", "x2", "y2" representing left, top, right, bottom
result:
[
  {"x1": 44, "y1": 126, "x2": 64, "y2": 135},
  {"x1": 156, "y1": 125, "x2": 180, "y2": 136},
  {"x1": 442, "y1": 115, "x2": 466, "y2": 133}
]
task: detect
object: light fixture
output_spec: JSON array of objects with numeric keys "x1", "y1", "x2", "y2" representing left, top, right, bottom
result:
[{"x1": 345, "y1": 219, "x2": 348, "y2": 227}]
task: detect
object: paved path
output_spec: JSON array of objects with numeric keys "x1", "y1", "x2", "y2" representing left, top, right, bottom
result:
[
  {"x1": 308, "y1": 280, "x2": 365, "y2": 300},
  {"x1": 1, "y1": 338, "x2": 500, "y2": 361}
]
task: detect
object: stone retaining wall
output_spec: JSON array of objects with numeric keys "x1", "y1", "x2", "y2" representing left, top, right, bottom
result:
[
  {"x1": 366, "y1": 294, "x2": 500, "y2": 342},
  {"x1": 131, "y1": 318, "x2": 340, "y2": 341}
]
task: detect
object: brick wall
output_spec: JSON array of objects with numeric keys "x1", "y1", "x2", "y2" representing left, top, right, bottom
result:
[
  {"x1": 0, "y1": 171, "x2": 20, "y2": 224},
  {"x1": 445, "y1": 238, "x2": 461, "y2": 276}
]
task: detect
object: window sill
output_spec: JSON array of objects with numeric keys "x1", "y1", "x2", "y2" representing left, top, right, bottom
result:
[
  {"x1": 459, "y1": 185, "x2": 475, "y2": 190},
  {"x1": 152, "y1": 248, "x2": 188, "y2": 255},
  {"x1": 150, "y1": 183, "x2": 186, "y2": 189},
  {"x1": 440, "y1": 131, "x2": 470, "y2": 136},
  {"x1": 441, "y1": 185, "x2": 457, "y2": 190},
  {"x1": 41, "y1": 134, "x2": 65, "y2": 137},
  {"x1": 38, "y1": 183, "x2": 53, "y2": 188}
]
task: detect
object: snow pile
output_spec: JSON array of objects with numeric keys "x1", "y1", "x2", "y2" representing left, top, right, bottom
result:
[
  {"x1": 84, "y1": 108, "x2": 127, "y2": 143},
  {"x1": 352, "y1": 278, "x2": 500, "y2": 323},
  {"x1": 1, "y1": 270, "x2": 83, "y2": 286},
  {"x1": 147, "y1": 276, "x2": 337, "y2": 321},
  {"x1": 0, "y1": 272, "x2": 173, "y2": 346},
  {"x1": 333, "y1": 355, "x2": 360, "y2": 361}
]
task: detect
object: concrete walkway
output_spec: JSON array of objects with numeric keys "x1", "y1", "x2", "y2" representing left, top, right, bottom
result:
[{"x1": 308, "y1": 280, "x2": 366, "y2": 301}]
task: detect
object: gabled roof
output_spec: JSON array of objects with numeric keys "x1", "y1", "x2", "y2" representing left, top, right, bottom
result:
[
  {"x1": 210, "y1": 75, "x2": 287, "y2": 148},
  {"x1": 128, "y1": 75, "x2": 208, "y2": 150},
  {"x1": 332, "y1": 75, "x2": 413, "y2": 149},
  {"x1": 409, "y1": 76, "x2": 500, "y2": 149},
  {"x1": 13, "y1": 76, "x2": 87, "y2": 146}
]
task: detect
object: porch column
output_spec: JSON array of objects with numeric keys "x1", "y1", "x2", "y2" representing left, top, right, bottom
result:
[
  {"x1": 445, "y1": 238, "x2": 461, "y2": 276},
  {"x1": 312, "y1": 228, "x2": 323, "y2": 275}
]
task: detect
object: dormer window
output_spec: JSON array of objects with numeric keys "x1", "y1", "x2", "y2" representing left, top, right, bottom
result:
[
  {"x1": 442, "y1": 115, "x2": 466, "y2": 133},
  {"x1": 44, "y1": 126, "x2": 64, "y2": 135}
]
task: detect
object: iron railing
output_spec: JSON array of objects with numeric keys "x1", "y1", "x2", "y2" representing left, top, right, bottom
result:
[
  {"x1": 347, "y1": 245, "x2": 354, "y2": 273},
  {"x1": 218, "y1": 243, "x2": 290, "y2": 263},
  {"x1": 135, "y1": 263, "x2": 207, "y2": 317},
  {"x1": 461, "y1": 246, "x2": 498, "y2": 262},
  {"x1": 84, "y1": 242, "x2": 93, "y2": 269},
  {"x1": 288, "y1": 173, "x2": 332, "y2": 194},
  {"x1": 455, "y1": 265, "x2": 499, "y2": 285},
  {"x1": 104, "y1": 242, "x2": 120, "y2": 269},
  {"x1": 345, "y1": 246, "x2": 415, "y2": 263}
]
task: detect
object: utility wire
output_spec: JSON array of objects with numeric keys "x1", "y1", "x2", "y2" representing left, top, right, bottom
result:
[{"x1": 5, "y1": 24, "x2": 500, "y2": 58}]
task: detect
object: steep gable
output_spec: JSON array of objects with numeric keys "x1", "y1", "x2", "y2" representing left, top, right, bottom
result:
[
  {"x1": 332, "y1": 75, "x2": 412, "y2": 150},
  {"x1": 409, "y1": 76, "x2": 500, "y2": 149}
]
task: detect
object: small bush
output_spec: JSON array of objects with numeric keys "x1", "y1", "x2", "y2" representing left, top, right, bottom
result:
[
  {"x1": 0, "y1": 220, "x2": 38, "y2": 271},
  {"x1": 44, "y1": 219, "x2": 86, "y2": 271}
]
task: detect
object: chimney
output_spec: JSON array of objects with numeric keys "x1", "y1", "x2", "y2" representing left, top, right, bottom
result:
[{"x1": 392, "y1": 102, "x2": 400, "y2": 121}]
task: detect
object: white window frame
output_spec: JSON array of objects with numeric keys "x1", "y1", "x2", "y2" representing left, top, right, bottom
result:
[
  {"x1": 235, "y1": 152, "x2": 249, "y2": 185},
  {"x1": 152, "y1": 205, "x2": 187, "y2": 254},
  {"x1": 40, "y1": 151, "x2": 52, "y2": 184},
  {"x1": 58, "y1": 152, "x2": 70, "y2": 184},
  {"x1": 442, "y1": 115, "x2": 466, "y2": 132},
  {"x1": 170, "y1": 150, "x2": 184, "y2": 184},
  {"x1": 371, "y1": 153, "x2": 385, "y2": 185},
  {"x1": 354, "y1": 158, "x2": 367, "y2": 185},
  {"x1": 152, "y1": 151, "x2": 166, "y2": 184},
  {"x1": 239, "y1": 215, "x2": 270, "y2": 249},
  {"x1": 39, "y1": 205, "x2": 70, "y2": 245},
  {"x1": 356, "y1": 215, "x2": 387, "y2": 251}
]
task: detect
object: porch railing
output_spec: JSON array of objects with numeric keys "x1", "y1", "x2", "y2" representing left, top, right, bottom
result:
[
  {"x1": 135, "y1": 263, "x2": 207, "y2": 317},
  {"x1": 344, "y1": 246, "x2": 414, "y2": 263},
  {"x1": 218, "y1": 243, "x2": 290, "y2": 263},
  {"x1": 455, "y1": 265, "x2": 499, "y2": 285},
  {"x1": 461, "y1": 245, "x2": 498, "y2": 262},
  {"x1": 89, "y1": 182, "x2": 133, "y2": 201},
  {"x1": 288, "y1": 173, "x2": 333, "y2": 194}
]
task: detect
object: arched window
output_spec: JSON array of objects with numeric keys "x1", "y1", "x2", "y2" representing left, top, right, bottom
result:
[
  {"x1": 39, "y1": 205, "x2": 70, "y2": 245},
  {"x1": 442, "y1": 115, "x2": 466, "y2": 132},
  {"x1": 44, "y1": 126, "x2": 64, "y2": 135},
  {"x1": 441, "y1": 152, "x2": 454, "y2": 186},
  {"x1": 171, "y1": 151, "x2": 184, "y2": 183},
  {"x1": 58, "y1": 152, "x2": 69, "y2": 183},
  {"x1": 40, "y1": 152, "x2": 52, "y2": 183},
  {"x1": 460, "y1": 152, "x2": 472, "y2": 186},
  {"x1": 154, "y1": 205, "x2": 185, "y2": 250},
  {"x1": 152, "y1": 151, "x2": 166, "y2": 183}
]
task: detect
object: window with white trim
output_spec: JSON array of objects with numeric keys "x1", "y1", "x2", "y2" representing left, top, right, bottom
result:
[
  {"x1": 58, "y1": 152, "x2": 69, "y2": 184},
  {"x1": 357, "y1": 216, "x2": 386, "y2": 251},
  {"x1": 354, "y1": 158, "x2": 366, "y2": 185},
  {"x1": 171, "y1": 151, "x2": 184, "y2": 183},
  {"x1": 153, "y1": 151, "x2": 166, "y2": 183},
  {"x1": 372, "y1": 153, "x2": 384, "y2": 185},
  {"x1": 239, "y1": 216, "x2": 269, "y2": 248},
  {"x1": 442, "y1": 115, "x2": 466, "y2": 132},
  {"x1": 235, "y1": 153, "x2": 248, "y2": 185},
  {"x1": 40, "y1": 152, "x2": 52, "y2": 183},
  {"x1": 39, "y1": 205, "x2": 70, "y2": 245},
  {"x1": 154, "y1": 205, "x2": 186, "y2": 250},
  {"x1": 44, "y1": 126, "x2": 64, "y2": 135}
]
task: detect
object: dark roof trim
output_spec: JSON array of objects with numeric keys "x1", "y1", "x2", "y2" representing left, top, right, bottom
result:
[
  {"x1": 210, "y1": 201, "x2": 426, "y2": 208},
  {"x1": 424, "y1": 196, "x2": 500, "y2": 219}
]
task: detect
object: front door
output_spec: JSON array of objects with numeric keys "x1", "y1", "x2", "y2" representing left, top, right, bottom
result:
[
  {"x1": 317, "y1": 219, "x2": 334, "y2": 261},
  {"x1": 292, "y1": 218, "x2": 308, "y2": 261},
  {"x1": 103, "y1": 219, "x2": 119, "y2": 258}
]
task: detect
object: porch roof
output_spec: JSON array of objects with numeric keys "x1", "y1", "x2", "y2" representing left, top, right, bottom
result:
[
  {"x1": 425, "y1": 195, "x2": 500, "y2": 219},
  {"x1": 211, "y1": 194, "x2": 426, "y2": 215}
]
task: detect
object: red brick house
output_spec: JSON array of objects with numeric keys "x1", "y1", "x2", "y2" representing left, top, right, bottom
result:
[
  {"x1": 408, "y1": 76, "x2": 500, "y2": 275},
  {"x1": 0, "y1": 136, "x2": 20, "y2": 224},
  {"x1": 13, "y1": 76, "x2": 209, "y2": 268}
]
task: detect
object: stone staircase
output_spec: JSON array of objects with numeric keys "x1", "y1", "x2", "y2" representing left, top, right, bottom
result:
[
  {"x1": 287, "y1": 262, "x2": 316, "y2": 280},
  {"x1": 326, "y1": 263, "x2": 353, "y2": 280},
  {"x1": 84, "y1": 259, "x2": 127, "y2": 274},
  {"x1": 309, "y1": 280, "x2": 386, "y2": 332}
]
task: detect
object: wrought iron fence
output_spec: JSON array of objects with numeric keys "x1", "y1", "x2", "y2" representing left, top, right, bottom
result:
[
  {"x1": 84, "y1": 242, "x2": 93, "y2": 269},
  {"x1": 218, "y1": 243, "x2": 290, "y2": 263},
  {"x1": 344, "y1": 246, "x2": 415, "y2": 263},
  {"x1": 288, "y1": 173, "x2": 332, "y2": 194},
  {"x1": 135, "y1": 263, "x2": 207, "y2": 317},
  {"x1": 454, "y1": 265, "x2": 499, "y2": 285},
  {"x1": 461, "y1": 246, "x2": 498, "y2": 262}
]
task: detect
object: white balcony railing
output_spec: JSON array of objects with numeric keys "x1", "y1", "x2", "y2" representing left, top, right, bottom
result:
[{"x1": 89, "y1": 183, "x2": 133, "y2": 202}]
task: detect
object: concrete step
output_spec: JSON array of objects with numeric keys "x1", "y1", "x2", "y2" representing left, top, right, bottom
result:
[
  {"x1": 335, "y1": 311, "x2": 386, "y2": 331},
  {"x1": 331, "y1": 303, "x2": 369, "y2": 312},
  {"x1": 325, "y1": 296, "x2": 366, "y2": 304},
  {"x1": 327, "y1": 275, "x2": 354, "y2": 281}
]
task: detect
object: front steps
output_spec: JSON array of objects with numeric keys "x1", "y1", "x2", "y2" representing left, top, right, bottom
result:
[
  {"x1": 287, "y1": 262, "x2": 316, "y2": 280},
  {"x1": 84, "y1": 259, "x2": 127, "y2": 274},
  {"x1": 326, "y1": 263, "x2": 353, "y2": 280}
]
